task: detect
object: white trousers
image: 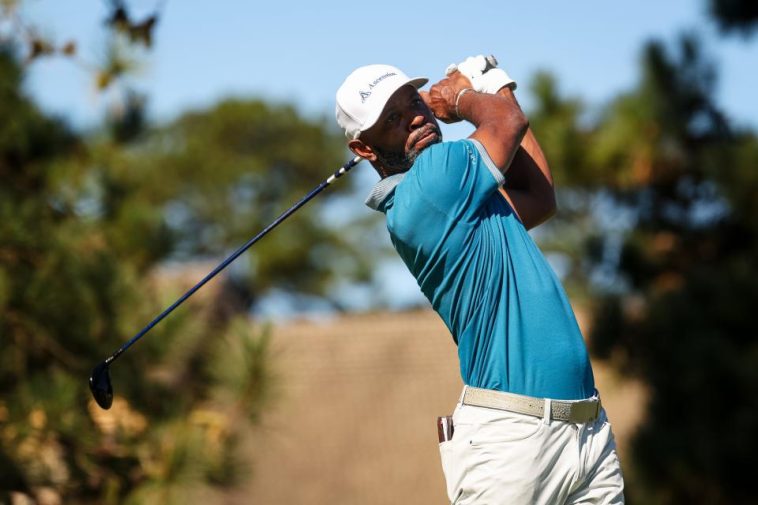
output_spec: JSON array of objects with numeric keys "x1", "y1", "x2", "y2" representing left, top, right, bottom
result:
[{"x1": 439, "y1": 396, "x2": 625, "y2": 504}]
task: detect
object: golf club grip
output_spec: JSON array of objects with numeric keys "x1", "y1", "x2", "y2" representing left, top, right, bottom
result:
[{"x1": 105, "y1": 156, "x2": 362, "y2": 364}]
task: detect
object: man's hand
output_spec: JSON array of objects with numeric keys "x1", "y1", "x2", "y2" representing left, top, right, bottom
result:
[
  {"x1": 472, "y1": 69, "x2": 517, "y2": 94},
  {"x1": 447, "y1": 54, "x2": 517, "y2": 94},
  {"x1": 446, "y1": 55, "x2": 497, "y2": 79},
  {"x1": 420, "y1": 71, "x2": 473, "y2": 124}
]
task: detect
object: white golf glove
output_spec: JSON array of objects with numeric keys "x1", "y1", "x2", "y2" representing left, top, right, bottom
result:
[
  {"x1": 446, "y1": 55, "x2": 494, "y2": 79},
  {"x1": 446, "y1": 54, "x2": 517, "y2": 94},
  {"x1": 472, "y1": 68, "x2": 517, "y2": 93}
]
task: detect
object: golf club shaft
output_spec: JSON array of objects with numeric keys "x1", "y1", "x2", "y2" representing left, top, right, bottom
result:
[{"x1": 103, "y1": 156, "x2": 362, "y2": 366}]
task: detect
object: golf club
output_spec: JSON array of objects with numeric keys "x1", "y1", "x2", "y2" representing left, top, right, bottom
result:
[{"x1": 89, "y1": 155, "x2": 362, "y2": 409}]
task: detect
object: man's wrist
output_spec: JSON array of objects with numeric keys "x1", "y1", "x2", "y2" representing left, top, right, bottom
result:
[{"x1": 455, "y1": 88, "x2": 475, "y2": 119}]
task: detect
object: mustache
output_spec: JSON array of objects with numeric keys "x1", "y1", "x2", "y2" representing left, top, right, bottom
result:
[
  {"x1": 408, "y1": 123, "x2": 442, "y2": 149},
  {"x1": 373, "y1": 123, "x2": 443, "y2": 173}
]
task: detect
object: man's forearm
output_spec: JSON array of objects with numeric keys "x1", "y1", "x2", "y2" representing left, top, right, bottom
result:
[
  {"x1": 498, "y1": 129, "x2": 557, "y2": 229},
  {"x1": 498, "y1": 79, "x2": 553, "y2": 192},
  {"x1": 498, "y1": 110, "x2": 556, "y2": 229},
  {"x1": 505, "y1": 127, "x2": 555, "y2": 197},
  {"x1": 422, "y1": 59, "x2": 556, "y2": 229},
  {"x1": 422, "y1": 70, "x2": 529, "y2": 176},
  {"x1": 458, "y1": 88, "x2": 529, "y2": 172}
]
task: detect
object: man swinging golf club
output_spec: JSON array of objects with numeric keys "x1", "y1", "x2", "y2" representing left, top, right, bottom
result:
[{"x1": 335, "y1": 56, "x2": 625, "y2": 504}]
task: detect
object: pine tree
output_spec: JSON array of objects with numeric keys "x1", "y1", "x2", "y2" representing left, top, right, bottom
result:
[{"x1": 0, "y1": 43, "x2": 361, "y2": 503}]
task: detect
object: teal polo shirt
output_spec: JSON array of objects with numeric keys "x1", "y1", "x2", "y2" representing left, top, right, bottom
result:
[{"x1": 366, "y1": 139, "x2": 595, "y2": 400}]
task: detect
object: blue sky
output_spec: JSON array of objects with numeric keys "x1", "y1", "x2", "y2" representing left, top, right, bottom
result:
[
  {"x1": 16, "y1": 0, "x2": 758, "y2": 315},
  {"x1": 21, "y1": 0, "x2": 758, "y2": 132}
]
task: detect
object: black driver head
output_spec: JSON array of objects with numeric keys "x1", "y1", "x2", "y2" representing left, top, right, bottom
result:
[{"x1": 89, "y1": 361, "x2": 113, "y2": 410}]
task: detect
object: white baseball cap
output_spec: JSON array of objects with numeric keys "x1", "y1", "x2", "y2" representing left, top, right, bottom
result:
[{"x1": 336, "y1": 64, "x2": 428, "y2": 139}]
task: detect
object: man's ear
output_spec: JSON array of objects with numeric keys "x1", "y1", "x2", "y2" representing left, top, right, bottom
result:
[{"x1": 348, "y1": 139, "x2": 377, "y2": 162}]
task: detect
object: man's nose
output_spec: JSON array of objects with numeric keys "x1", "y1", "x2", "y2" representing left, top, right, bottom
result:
[{"x1": 408, "y1": 114, "x2": 426, "y2": 131}]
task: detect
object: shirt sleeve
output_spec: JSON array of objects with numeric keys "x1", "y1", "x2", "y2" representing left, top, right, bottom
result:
[{"x1": 409, "y1": 139, "x2": 504, "y2": 222}]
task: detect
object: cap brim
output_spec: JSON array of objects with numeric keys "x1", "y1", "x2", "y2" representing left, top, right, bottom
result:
[{"x1": 357, "y1": 76, "x2": 429, "y2": 137}]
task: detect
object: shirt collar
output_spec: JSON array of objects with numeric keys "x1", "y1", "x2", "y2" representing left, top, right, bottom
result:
[{"x1": 364, "y1": 173, "x2": 406, "y2": 211}]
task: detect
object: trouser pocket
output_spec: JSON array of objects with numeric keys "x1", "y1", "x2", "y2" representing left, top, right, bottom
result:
[
  {"x1": 437, "y1": 408, "x2": 470, "y2": 503},
  {"x1": 438, "y1": 439, "x2": 458, "y2": 502}
]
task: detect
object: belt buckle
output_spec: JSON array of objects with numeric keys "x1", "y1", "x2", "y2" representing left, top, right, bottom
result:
[
  {"x1": 569, "y1": 399, "x2": 599, "y2": 424},
  {"x1": 582, "y1": 399, "x2": 600, "y2": 423}
]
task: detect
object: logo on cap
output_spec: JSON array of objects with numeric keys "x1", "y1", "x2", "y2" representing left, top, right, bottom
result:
[{"x1": 358, "y1": 71, "x2": 397, "y2": 103}]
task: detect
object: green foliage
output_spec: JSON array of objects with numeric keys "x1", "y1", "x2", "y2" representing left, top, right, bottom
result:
[
  {"x1": 708, "y1": 0, "x2": 758, "y2": 35},
  {"x1": 532, "y1": 35, "x2": 758, "y2": 503},
  {"x1": 1, "y1": 0, "x2": 161, "y2": 92},
  {"x1": 133, "y1": 98, "x2": 373, "y2": 302},
  {"x1": 527, "y1": 72, "x2": 589, "y2": 185},
  {"x1": 0, "y1": 44, "x2": 359, "y2": 503},
  {"x1": 627, "y1": 259, "x2": 758, "y2": 504},
  {"x1": 3, "y1": 2, "x2": 754, "y2": 502}
]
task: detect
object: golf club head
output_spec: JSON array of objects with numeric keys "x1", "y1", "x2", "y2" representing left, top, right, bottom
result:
[{"x1": 89, "y1": 361, "x2": 113, "y2": 410}]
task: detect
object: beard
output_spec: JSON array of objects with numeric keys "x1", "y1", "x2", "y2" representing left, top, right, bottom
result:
[{"x1": 374, "y1": 124, "x2": 442, "y2": 173}]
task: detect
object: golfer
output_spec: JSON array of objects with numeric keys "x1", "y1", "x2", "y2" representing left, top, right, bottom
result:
[{"x1": 335, "y1": 57, "x2": 625, "y2": 504}]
